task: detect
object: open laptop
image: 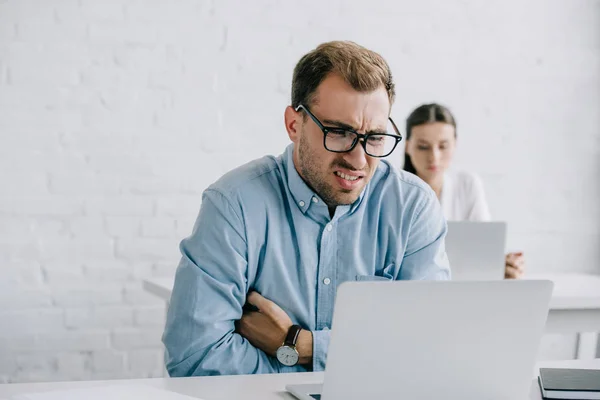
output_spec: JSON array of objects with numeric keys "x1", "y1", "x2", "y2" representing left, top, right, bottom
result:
[
  {"x1": 445, "y1": 221, "x2": 507, "y2": 281},
  {"x1": 287, "y1": 279, "x2": 553, "y2": 400}
]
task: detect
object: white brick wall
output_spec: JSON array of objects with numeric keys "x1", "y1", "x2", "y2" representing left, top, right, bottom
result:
[{"x1": 1, "y1": 0, "x2": 599, "y2": 383}]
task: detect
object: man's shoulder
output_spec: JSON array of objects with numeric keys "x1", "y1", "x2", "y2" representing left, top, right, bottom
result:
[
  {"x1": 207, "y1": 154, "x2": 282, "y2": 197},
  {"x1": 367, "y1": 162, "x2": 443, "y2": 232},
  {"x1": 207, "y1": 155, "x2": 281, "y2": 197},
  {"x1": 374, "y1": 160, "x2": 436, "y2": 199}
]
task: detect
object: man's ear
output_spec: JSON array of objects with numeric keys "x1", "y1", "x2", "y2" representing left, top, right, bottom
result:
[{"x1": 284, "y1": 106, "x2": 302, "y2": 143}]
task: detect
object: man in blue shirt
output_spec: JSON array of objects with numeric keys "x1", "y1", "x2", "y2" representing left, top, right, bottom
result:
[{"x1": 163, "y1": 41, "x2": 450, "y2": 377}]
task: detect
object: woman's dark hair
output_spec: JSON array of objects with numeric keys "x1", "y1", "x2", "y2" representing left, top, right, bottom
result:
[{"x1": 403, "y1": 103, "x2": 457, "y2": 174}]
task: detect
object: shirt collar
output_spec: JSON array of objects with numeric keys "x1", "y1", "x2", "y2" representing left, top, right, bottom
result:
[{"x1": 283, "y1": 144, "x2": 368, "y2": 217}]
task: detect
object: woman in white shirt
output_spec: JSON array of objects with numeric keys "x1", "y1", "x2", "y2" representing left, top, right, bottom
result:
[{"x1": 403, "y1": 103, "x2": 524, "y2": 279}]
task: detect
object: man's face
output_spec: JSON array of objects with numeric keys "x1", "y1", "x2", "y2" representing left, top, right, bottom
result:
[{"x1": 285, "y1": 74, "x2": 391, "y2": 207}]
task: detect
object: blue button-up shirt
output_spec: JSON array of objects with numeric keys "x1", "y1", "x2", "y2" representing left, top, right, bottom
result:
[{"x1": 163, "y1": 144, "x2": 450, "y2": 377}]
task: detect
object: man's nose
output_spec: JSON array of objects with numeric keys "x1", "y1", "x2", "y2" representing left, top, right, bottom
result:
[{"x1": 342, "y1": 140, "x2": 368, "y2": 170}]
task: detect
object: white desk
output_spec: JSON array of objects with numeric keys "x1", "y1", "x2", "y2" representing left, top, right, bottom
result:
[
  {"x1": 527, "y1": 273, "x2": 600, "y2": 359},
  {"x1": 0, "y1": 359, "x2": 598, "y2": 400},
  {"x1": 143, "y1": 272, "x2": 600, "y2": 359}
]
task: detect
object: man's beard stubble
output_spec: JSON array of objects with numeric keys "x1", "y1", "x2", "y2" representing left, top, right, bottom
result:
[{"x1": 297, "y1": 133, "x2": 368, "y2": 207}]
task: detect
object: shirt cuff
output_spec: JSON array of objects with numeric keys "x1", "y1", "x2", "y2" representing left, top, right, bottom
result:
[{"x1": 311, "y1": 329, "x2": 330, "y2": 372}]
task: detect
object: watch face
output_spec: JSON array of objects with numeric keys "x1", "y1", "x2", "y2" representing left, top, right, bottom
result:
[{"x1": 276, "y1": 345, "x2": 299, "y2": 366}]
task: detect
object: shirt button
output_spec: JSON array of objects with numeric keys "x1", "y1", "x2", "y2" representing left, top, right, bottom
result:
[
  {"x1": 299, "y1": 201, "x2": 305, "y2": 207},
  {"x1": 326, "y1": 224, "x2": 333, "y2": 232},
  {"x1": 312, "y1": 197, "x2": 318, "y2": 203},
  {"x1": 323, "y1": 278, "x2": 331, "y2": 285}
]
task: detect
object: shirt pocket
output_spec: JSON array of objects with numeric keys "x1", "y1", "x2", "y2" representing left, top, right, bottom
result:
[
  {"x1": 354, "y1": 262, "x2": 396, "y2": 282},
  {"x1": 355, "y1": 274, "x2": 393, "y2": 282}
]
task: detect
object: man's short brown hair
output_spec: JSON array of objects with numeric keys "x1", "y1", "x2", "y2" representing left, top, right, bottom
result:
[{"x1": 291, "y1": 41, "x2": 395, "y2": 109}]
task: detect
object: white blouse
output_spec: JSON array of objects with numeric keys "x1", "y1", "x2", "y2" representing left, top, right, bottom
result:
[{"x1": 440, "y1": 170, "x2": 491, "y2": 222}]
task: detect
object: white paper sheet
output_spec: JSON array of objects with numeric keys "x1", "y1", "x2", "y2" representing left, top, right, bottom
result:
[{"x1": 12, "y1": 385, "x2": 203, "y2": 400}]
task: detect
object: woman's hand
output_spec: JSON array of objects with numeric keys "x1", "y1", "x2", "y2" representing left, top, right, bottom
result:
[{"x1": 505, "y1": 252, "x2": 525, "y2": 279}]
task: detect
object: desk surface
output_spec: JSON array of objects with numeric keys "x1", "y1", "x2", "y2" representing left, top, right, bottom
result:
[
  {"x1": 1, "y1": 360, "x2": 599, "y2": 400},
  {"x1": 527, "y1": 273, "x2": 600, "y2": 309},
  {"x1": 144, "y1": 272, "x2": 600, "y2": 310}
]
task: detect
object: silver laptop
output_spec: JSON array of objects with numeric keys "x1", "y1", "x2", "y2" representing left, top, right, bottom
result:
[
  {"x1": 446, "y1": 221, "x2": 506, "y2": 281},
  {"x1": 287, "y1": 279, "x2": 553, "y2": 400}
]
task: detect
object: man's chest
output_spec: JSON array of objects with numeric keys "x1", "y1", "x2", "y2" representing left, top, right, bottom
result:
[{"x1": 245, "y1": 215, "x2": 403, "y2": 293}]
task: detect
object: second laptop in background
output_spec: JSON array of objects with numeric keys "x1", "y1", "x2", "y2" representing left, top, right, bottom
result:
[{"x1": 446, "y1": 221, "x2": 506, "y2": 281}]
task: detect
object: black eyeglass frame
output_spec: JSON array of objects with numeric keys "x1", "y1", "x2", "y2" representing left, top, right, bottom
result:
[{"x1": 295, "y1": 104, "x2": 403, "y2": 158}]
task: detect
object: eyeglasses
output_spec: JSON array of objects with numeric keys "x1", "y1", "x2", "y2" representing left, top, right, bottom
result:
[{"x1": 295, "y1": 104, "x2": 403, "y2": 158}]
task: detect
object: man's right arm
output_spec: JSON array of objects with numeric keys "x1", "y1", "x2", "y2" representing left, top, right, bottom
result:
[{"x1": 162, "y1": 189, "x2": 302, "y2": 376}]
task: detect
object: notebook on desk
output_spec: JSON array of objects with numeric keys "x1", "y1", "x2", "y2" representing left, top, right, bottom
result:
[{"x1": 538, "y1": 368, "x2": 600, "y2": 400}]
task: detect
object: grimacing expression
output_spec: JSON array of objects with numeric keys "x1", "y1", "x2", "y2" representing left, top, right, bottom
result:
[{"x1": 287, "y1": 74, "x2": 391, "y2": 206}]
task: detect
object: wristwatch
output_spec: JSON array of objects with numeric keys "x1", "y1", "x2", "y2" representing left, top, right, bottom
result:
[{"x1": 276, "y1": 325, "x2": 302, "y2": 366}]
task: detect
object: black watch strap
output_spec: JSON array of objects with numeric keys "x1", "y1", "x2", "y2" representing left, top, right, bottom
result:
[{"x1": 284, "y1": 325, "x2": 302, "y2": 347}]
